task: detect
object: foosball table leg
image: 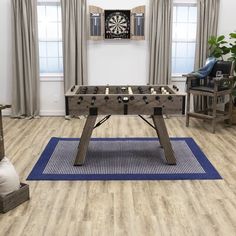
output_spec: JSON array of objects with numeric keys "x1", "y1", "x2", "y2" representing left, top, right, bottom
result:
[
  {"x1": 74, "y1": 115, "x2": 97, "y2": 166},
  {"x1": 152, "y1": 115, "x2": 176, "y2": 165}
]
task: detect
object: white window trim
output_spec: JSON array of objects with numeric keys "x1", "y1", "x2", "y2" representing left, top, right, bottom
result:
[
  {"x1": 171, "y1": 75, "x2": 187, "y2": 82},
  {"x1": 40, "y1": 73, "x2": 64, "y2": 82},
  {"x1": 37, "y1": 0, "x2": 60, "y2": 6},
  {"x1": 173, "y1": 0, "x2": 197, "y2": 4}
]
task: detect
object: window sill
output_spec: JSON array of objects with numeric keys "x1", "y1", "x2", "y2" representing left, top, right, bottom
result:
[
  {"x1": 40, "y1": 73, "x2": 63, "y2": 77},
  {"x1": 40, "y1": 73, "x2": 64, "y2": 82},
  {"x1": 171, "y1": 75, "x2": 186, "y2": 82}
]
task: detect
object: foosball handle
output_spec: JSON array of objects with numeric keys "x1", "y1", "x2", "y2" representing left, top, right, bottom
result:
[
  {"x1": 93, "y1": 87, "x2": 99, "y2": 94},
  {"x1": 117, "y1": 96, "x2": 122, "y2": 103},
  {"x1": 143, "y1": 96, "x2": 149, "y2": 104},
  {"x1": 77, "y1": 96, "x2": 83, "y2": 105},
  {"x1": 91, "y1": 96, "x2": 96, "y2": 105}
]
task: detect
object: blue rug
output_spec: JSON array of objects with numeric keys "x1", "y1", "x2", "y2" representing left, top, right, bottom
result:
[{"x1": 27, "y1": 137, "x2": 221, "y2": 181}]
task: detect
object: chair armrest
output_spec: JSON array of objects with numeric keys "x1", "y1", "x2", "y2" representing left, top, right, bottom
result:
[
  {"x1": 182, "y1": 74, "x2": 198, "y2": 81},
  {"x1": 183, "y1": 74, "x2": 198, "y2": 91}
]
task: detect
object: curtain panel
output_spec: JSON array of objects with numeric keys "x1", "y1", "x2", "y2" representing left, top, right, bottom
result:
[
  {"x1": 61, "y1": 0, "x2": 88, "y2": 92},
  {"x1": 195, "y1": 0, "x2": 220, "y2": 69},
  {"x1": 194, "y1": 0, "x2": 220, "y2": 111},
  {"x1": 12, "y1": 0, "x2": 40, "y2": 117},
  {"x1": 149, "y1": 0, "x2": 173, "y2": 84}
]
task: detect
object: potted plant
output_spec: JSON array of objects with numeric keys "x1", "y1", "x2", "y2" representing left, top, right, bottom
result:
[{"x1": 229, "y1": 33, "x2": 236, "y2": 105}]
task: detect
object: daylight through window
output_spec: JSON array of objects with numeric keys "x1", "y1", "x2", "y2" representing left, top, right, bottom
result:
[
  {"x1": 172, "y1": 3, "x2": 197, "y2": 76},
  {"x1": 37, "y1": 1, "x2": 63, "y2": 75}
]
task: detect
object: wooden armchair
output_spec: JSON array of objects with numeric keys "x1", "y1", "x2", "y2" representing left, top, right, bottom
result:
[{"x1": 184, "y1": 61, "x2": 234, "y2": 133}]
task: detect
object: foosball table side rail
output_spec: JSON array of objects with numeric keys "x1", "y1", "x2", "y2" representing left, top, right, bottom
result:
[{"x1": 65, "y1": 85, "x2": 186, "y2": 116}]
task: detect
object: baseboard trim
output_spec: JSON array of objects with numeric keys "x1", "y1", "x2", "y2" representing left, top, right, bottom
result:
[
  {"x1": 3, "y1": 110, "x2": 186, "y2": 117},
  {"x1": 39, "y1": 110, "x2": 65, "y2": 116},
  {"x1": 2, "y1": 109, "x2": 11, "y2": 116},
  {"x1": 2, "y1": 109, "x2": 65, "y2": 117}
]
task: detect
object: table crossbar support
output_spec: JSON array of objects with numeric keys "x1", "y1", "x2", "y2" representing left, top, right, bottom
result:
[
  {"x1": 93, "y1": 115, "x2": 111, "y2": 130},
  {"x1": 138, "y1": 115, "x2": 157, "y2": 132}
]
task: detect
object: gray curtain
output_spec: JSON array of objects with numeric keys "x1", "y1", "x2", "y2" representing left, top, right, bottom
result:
[
  {"x1": 12, "y1": 0, "x2": 40, "y2": 117},
  {"x1": 61, "y1": 0, "x2": 88, "y2": 92},
  {"x1": 149, "y1": 0, "x2": 173, "y2": 84},
  {"x1": 194, "y1": 0, "x2": 220, "y2": 69},
  {"x1": 194, "y1": 0, "x2": 220, "y2": 111}
]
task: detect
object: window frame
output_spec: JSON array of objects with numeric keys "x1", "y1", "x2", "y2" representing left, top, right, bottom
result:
[
  {"x1": 171, "y1": 2, "x2": 197, "y2": 78},
  {"x1": 37, "y1": 0, "x2": 63, "y2": 80}
]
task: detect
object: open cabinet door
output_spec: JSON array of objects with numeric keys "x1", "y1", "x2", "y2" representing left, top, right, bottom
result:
[
  {"x1": 89, "y1": 6, "x2": 104, "y2": 40},
  {"x1": 131, "y1": 5, "x2": 145, "y2": 40}
]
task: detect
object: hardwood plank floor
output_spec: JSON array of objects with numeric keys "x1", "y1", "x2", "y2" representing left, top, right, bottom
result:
[{"x1": 0, "y1": 116, "x2": 236, "y2": 236}]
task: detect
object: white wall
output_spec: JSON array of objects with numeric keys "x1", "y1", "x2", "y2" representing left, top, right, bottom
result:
[
  {"x1": 40, "y1": 79, "x2": 65, "y2": 116},
  {"x1": 0, "y1": 0, "x2": 12, "y2": 115},
  {"x1": 1, "y1": 0, "x2": 236, "y2": 116},
  {"x1": 87, "y1": 0, "x2": 149, "y2": 85},
  {"x1": 218, "y1": 0, "x2": 236, "y2": 36}
]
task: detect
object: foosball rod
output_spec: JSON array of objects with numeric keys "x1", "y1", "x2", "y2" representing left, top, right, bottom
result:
[
  {"x1": 93, "y1": 87, "x2": 99, "y2": 94},
  {"x1": 105, "y1": 87, "x2": 109, "y2": 95},
  {"x1": 128, "y1": 87, "x2": 133, "y2": 95}
]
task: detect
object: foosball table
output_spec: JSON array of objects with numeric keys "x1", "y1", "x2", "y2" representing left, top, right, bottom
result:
[{"x1": 65, "y1": 85, "x2": 185, "y2": 166}]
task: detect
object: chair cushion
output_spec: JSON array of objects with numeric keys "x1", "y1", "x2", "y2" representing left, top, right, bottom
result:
[{"x1": 0, "y1": 157, "x2": 20, "y2": 196}]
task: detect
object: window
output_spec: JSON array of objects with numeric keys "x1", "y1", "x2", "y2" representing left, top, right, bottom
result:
[
  {"x1": 37, "y1": 0, "x2": 63, "y2": 75},
  {"x1": 172, "y1": 2, "x2": 197, "y2": 76}
]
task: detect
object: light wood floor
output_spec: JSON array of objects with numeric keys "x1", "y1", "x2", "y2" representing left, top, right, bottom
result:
[{"x1": 1, "y1": 116, "x2": 236, "y2": 236}]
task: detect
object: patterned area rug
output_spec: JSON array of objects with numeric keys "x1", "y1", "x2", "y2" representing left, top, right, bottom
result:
[{"x1": 27, "y1": 137, "x2": 221, "y2": 180}]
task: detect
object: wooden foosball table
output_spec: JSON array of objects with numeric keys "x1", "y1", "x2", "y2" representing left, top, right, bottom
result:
[{"x1": 65, "y1": 85, "x2": 185, "y2": 166}]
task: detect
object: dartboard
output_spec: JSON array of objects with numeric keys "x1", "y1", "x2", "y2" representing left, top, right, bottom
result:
[{"x1": 105, "y1": 10, "x2": 131, "y2": 39}]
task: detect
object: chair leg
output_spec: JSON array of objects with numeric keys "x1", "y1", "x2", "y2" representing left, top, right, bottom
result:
[
  {"x1": 228, "y1": 93, "x2": 233, "y2": 126},
  {"x1": 203, "y1": 96, "x2": 208, "y2": 114},
  {"x1": 186, "y1": 115, "x2": 190, "y2": 127},
  {"x1": 212, "y1": 120, "x2": 216, "y2": 133},
  {"x1": 212, "y1": 95, "x2": 217, "y2": 133},
  {"x1": 186, "y1": 92, "x2": 190, "y2": 127}
]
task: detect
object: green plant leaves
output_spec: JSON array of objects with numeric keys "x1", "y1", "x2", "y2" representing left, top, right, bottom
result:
[
  {"x1": 230, "y1": 33, "x2": 236, "y2": 39},
  {"x1": 208, "y1": 36, "x2": 216, "y2": 45},
  {"x1": 208, "y1": 35, "x2": 230, "y2": 58},
  {"x1": 217, "y1": 35, "x2": 225, "y2": 42},
  {"x1": 221, "y1": 46, "x2": 230, "y2": 54},
  {"x1": 208, "y1": 33, "x2": 236, "y2": 62},
  {"x1": 231, "y1": 45, "x2": 236, "y2": 54}
]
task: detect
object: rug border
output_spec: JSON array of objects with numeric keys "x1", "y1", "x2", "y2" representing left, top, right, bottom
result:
[{"x1": 27, "y1": 137, "x2": 222, "y2": 181}]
